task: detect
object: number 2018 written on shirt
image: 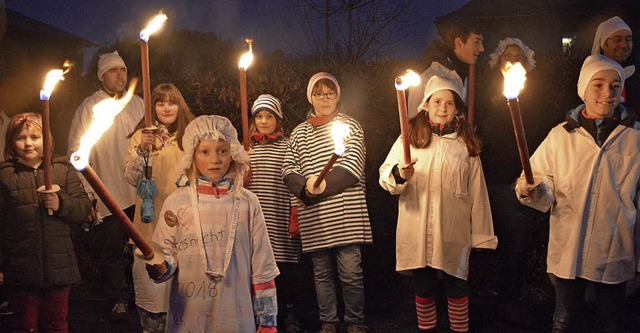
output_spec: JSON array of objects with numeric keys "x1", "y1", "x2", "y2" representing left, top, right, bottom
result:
[{"x1": 177, "y1": 280, "x2": 219, "y2": 299}]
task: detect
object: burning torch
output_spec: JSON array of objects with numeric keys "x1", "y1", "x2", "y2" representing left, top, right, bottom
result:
[
  {"x1": 38, "y1": 61, "x2": 72, "y2": 215},
  {"x1": 239, "y1": 39, "x2": 254, "y2": 151},
  {"x1": 69, "y1": 78, "x2": 162, "y2": 263},
  {"x1": 306, "y1": 121, "x2": 350, "y2": 195}
]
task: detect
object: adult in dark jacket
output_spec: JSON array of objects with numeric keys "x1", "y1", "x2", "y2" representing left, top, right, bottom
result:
[
  {"x1": 474, "y1": 37, "x2": 556, "y2": 329},
  {"x1": 0, "y1": 113, "x2": 91, "y2": 332},
  {"x1": 407, "y1": 20, "x2": 485, "y2": 119}
]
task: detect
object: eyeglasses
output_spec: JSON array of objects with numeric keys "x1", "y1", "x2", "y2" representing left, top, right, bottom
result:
[
  {"x1": 607, "y1": 36, "x2": 632, "y2": 45},
  {"x1": 312, "y1": 91, "x2": 337, "y2": 100}
]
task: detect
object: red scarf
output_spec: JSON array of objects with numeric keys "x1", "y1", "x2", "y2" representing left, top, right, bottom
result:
[
  {"x1": 252, "y1": 132, "x2": 282, "y2": 145},
  {"x1": 197, "y1": 185, "x2": 228, "y2": 198},
  {"x1": 307, "y1": 110, "x2": 338, "y2": 127}
]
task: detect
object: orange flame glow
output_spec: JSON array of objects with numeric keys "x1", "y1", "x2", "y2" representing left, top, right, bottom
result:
[
  {"x1": 331, "y1": 121, "x2": 350, "y2": 156},
  {"x1": 238, "y1": 39, "x2": 254, "y2": 70},
  {"x1": 70, "y1": 79, "x2": 138, "y2": 170},
  {"x1": 40, "y1": 61, "x2": 73, "y2": 100},
  {"x1": 502, "y1": 62, "x2": 527, "y2": 99},
  {"x1": 395, "y1": 70, "x2": 421, "y2": 90},
  {"x1": 140, "y1": 13, "x2": 168, "y2": 42}
]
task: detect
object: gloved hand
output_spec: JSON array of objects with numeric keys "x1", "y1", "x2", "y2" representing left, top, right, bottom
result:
[
  {"x1": 515, "y1": 173, "x2": 554, "y2": 212},
  {"x1": 515, "y1": 175, "x2": 540, "y2": 199}
]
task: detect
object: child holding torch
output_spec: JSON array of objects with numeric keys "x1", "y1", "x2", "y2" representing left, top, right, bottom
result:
[
  {"x1": 124, "y1": 83, "x2": 194, "y2": 332},
  {"x1": 0, "y1": 113, "x2": 91, "y2": 332},
  {"x1": 245, "y1": 94, "x2": 305, "y2": 332},
  {"x1": 379, "y1": 75, "x2": 497, "y2": 333},
  {"x1": 282, "y1": 72, "x2": 371, "y2": 333},
  {"x1": 515, "y1": 55, "x2": 640, "y2": 332},
  {"x1": 145, "y1": 115, "x2": 280, "y2": 333}
]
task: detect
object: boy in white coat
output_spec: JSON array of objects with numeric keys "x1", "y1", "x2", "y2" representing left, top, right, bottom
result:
[{"x1": 516, "y1": 54, "x2": 640, "y2": 332}]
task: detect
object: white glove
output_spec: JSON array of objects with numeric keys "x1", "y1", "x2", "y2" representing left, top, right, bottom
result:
[{"x1": 515, "y1": 173, "x2": 553, "y2": 212}]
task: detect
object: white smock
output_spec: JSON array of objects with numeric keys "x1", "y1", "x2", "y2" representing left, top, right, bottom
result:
[
  {"x1": 379, "y1": 134, "x2": 497, "y2": 280},
  {"x1": 153, "y1": 183, "x2": 280, "y2": 333}
]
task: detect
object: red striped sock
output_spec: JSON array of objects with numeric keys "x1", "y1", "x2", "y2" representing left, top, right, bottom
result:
[
  {"x1": 447, "y1": 296, "x2": 469, "y2": 332},
  {"x1": 415, "y1": 295, "x2": 437, "y2": 331}
]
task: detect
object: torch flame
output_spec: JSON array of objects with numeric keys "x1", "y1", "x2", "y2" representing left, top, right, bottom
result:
[
  {"x1": 140, "y1": 13, "x2": 168, "y2": 42},
  {"x1": 395, "y1": 70, "x2": 421, "y2": 90},
  {"x1": 70, "y1": 79, "x2": 138, "y2": 170},
  {"x1": 502, "y1": 62, "x2": 527, "y2": 99},
  {"x1": 331, "y1": 121, "x2": 350, "y2": 156},
  {"x1": 40, "y1": 61, "x2": 73, "y2": 100},
  {"x1": 238, "y1": 39, "x2": 253, "y2": 70}
]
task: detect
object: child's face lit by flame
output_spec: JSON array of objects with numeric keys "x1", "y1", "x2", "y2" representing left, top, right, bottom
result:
[
  {"x1": 194, "y1": 139, "x2": 232, "y2": 181},
  {"x1": 254, "y1": 110, "x2": 277, "y2": 134},
  {"x1": 425, "y1": 90, "x2": 457, "y2": 125},
  {"x1": 583, "y1": 69, "x2": 621, "y2": 119},
  {"x1": 14, "y1": 125, "x2": 44, "y2": 168}
]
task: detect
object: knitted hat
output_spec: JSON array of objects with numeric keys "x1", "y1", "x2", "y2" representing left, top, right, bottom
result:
[
  {"x1": 591, "y1": 16, "x2": 632, "y2": 55},
  {"x1": 251, "y1": 94, "x2": 283, "y2": 120},
  {"x1": 180, "y1": 115, "x2": 249, "y2": 180},
  {"x1": 418, "y1": 75, "x2": 465, "y2": 113},
  {"x1": 306, "y1": 72, "x2": 341, "y2": 103},
  {"x1": 488, "y1": 37, "x2": 536, "y2": 71},
  {"x1": 97, "y1": 51, "x2": 127, "y2": 80},
  {"x1": 577, "y1": 54, "x2": 624, "y2": 100}
]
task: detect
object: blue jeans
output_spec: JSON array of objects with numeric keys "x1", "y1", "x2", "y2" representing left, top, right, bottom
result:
[
  {"x1": 309, "y1": 244, "x2": 365, "y2": 324},
  {"x1": 553, "y1": 276, "x2": 625, "y2": 332}
]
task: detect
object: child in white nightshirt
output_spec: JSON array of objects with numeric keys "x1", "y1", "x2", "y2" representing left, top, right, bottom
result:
[
  {"x1": 146, "y1": 115, "x2": 280, "y2": 333},
  {"x1": 379, "y1": 75, "x2": 497, "y2": 333}
]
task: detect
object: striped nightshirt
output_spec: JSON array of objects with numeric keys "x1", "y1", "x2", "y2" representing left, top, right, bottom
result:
[
  {"x1": 283, "y1": 113, "x2": 372, "y2": 252},
  {"x1": 248, "y1": 138, "x2": 302, "y2": 263}
]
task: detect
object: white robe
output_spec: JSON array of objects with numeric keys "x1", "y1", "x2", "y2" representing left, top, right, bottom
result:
[
  {"x1": 153, "y1": 185, "x2": 279, "y2": 333},
  {"x1": 379, "y1": 134, "x2": 497, "y2": 280}
]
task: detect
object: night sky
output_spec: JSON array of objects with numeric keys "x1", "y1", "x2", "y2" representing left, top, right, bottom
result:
[{"x1": 4, "y1": 0, "x2": 469, "y2": 60}]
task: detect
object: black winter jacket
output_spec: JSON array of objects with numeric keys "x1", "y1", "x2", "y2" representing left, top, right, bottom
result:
[{"x1": 0, "y1": 156, "x2": 91, "y2": 289}]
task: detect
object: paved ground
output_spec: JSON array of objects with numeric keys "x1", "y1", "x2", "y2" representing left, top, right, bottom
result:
[
  {"x1": 4, "y1": 286, "x2": 639, "y2": 332},
  {"x1": 1, "y1": 259, "x2": 638, "y2": 332},
  {"x1": 0, "y1": 279, "x2": 556, "y2": 333}
]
